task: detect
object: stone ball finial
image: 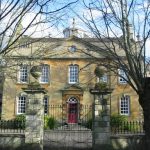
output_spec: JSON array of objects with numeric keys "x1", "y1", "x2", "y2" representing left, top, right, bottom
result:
[{"x1": 30, "y1": 65, "x2": 42, "y2": 79}]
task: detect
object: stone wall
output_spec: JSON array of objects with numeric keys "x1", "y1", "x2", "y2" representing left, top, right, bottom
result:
[
  {"x1": 0, "y1": 133, "x2": 25, "y2": 149},
  {"x1": 0, "y1": 132, "x2": 144, "y2": 150},
  {"x1": 111, "y1": 134, "x2": 144, "y2": 150},
  {"x1": 93, "y1": 134, "x2": 144, "y2": 150}
]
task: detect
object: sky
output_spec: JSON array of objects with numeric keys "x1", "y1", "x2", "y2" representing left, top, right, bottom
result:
[
  {"x1": 1, "y1": 0, "x2": 150, "y2": 57},
  {"x1": 145, "y1": 40, "x2": 150, "y2": 57}
]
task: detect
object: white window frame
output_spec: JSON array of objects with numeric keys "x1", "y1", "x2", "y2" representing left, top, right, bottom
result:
[
  {"x1": 120, "y1": 95, "x2": 130, "y2": 116},
  {"x1": 18, "y1": 65, "x2": 28, "y2": 83},
  {"x1": 68, "y1": 65, "x2": 79, "y2": 84},
  {"x1": 17, "y1": 95, "x2": 26, "y2": 114},
  {"x1": 40, "y1": 65, "x2": 49, "y2": 84},
  {"x1": 44, "y1": 97, "x2": 48, "y2": 114},
  {"x1": 118, "y1": 69, "x2": 127, "y2": 84}
]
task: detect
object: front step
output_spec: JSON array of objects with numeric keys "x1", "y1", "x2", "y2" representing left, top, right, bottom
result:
[{"x1": 56, "y1": 124, "x2": 91, "y2": 131}]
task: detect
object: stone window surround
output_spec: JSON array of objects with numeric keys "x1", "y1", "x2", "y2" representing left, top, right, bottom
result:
[
  {"x1": 39, "y1": 64, "x2": 50, "y2": 84},
  {"x1": 18, "y1": 65, "x2": 28, "y2": 83},
  {"x1": 16, "y1": 94, "x2": 26, "y2": 115},
  {"x1": 68, "y1": 64, "x2": 79, "y2": 84},
  {"x1": 119, "y1": 95, "x2": 130, "y2": 116}
]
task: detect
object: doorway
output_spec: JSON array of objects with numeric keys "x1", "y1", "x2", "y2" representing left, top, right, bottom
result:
[{"x1": 68, "y1": 97, "x2": 78, "y2": 123}]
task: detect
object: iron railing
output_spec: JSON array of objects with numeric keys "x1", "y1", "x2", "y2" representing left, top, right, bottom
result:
[
  {"x1": 0, "y1": 120, "x2": 25, "y2": 133},
  {"x1": 111, "y1": 121, "x2": 144, "y2": 135},
  {"x1": 44, "y1": 105, "x2": 93, "y2": 130}
]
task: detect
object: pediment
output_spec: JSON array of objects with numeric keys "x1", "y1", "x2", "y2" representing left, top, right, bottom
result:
[
  {"x1": 10, "y1": 35, "x2": 108, "y2": 58},
  {"x1": 62, "y1": 84, "x2": 83, "y2": 91},
  {"x1": 61, "y1": 84, "x2": 84, "y2": 96},
  {"x1": 36, "y1": 36, "x2": 105, "y2": 59}
]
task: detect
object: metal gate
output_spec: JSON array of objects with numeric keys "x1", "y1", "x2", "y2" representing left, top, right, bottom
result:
[{"x1": 44, "y1": 105, "x2": 93, "y2": 150}]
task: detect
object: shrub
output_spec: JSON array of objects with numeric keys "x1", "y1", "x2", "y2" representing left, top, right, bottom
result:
[
  {"x1": 0, "y1": 115, "x2": 26, "y2": 129},
  {"x1": 44, "y1": 116, "x2": 56, "y2": 129},
  {"x1": 110, "y1": 114, "x2": 127, "y2": 127},
  {"x1": 15, "y1": 114, "x2": 26, "y2": 122},
  {"x1": 14, "y1": 114, "x2": 26, "y2": 129},
  {"x1": 86, "y1": 118, "x2": 93, "y2": 129},
  {"x1": 110, "y1": 114, "x2": 141, "y2": 133}
]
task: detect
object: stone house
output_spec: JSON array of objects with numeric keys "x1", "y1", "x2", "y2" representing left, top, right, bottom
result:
[{"x1": 0, "y1": 27, "x2": 143, "y2": 122}]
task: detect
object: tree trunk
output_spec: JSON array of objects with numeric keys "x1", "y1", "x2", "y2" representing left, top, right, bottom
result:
[{"x1": 138, "y1": 78, "x2": 150, "y2": 150}]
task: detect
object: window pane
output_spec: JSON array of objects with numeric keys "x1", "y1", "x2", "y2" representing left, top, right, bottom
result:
[
  {"x1": 19, "y1": 65, "x2": 28, "y2": 83},
  {"x1": 18, "y1": 96, "x2": 26, "y2": 114},
  {"x1": 120, "y1": 96, "x2": 130, "y2": 115},
  {"x1": 40, "y1": 65, "x2": 49, "y2": 83},
  {"x1": 118, "y1": 69, "x2": 127, "y2": 84},
  {"x1": 69, "y1": 65, "x2": 78, "y2": 83}
]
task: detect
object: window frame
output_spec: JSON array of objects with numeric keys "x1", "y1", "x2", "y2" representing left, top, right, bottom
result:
[
  {"x1": 39, "y1": 64, "x2": 49, "y2": 84},
  {"x1": 118, "y1": 69, "x2": 127, "y2": 84},
  {"x1": 68, "y1": 64, "x2": 79, "y2": 84},
  {"x1": 18, "y1": 65, "x2": 28, "y2": 83},
  {"x1": 43, "y1": 97, "x2": 49, "y2": 115},
  {"x1": 119, "y1": 95, "x2": 130, "y2": 116},
  {"x1": 17, "y1": 95, "x2": 26, "y2": 115}
]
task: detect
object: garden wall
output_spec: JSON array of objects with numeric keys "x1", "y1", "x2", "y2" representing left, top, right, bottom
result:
[
  {"x1": 111, "y1": 134, "x2": 144, "y2": 150},
  {"x1": 0, "y1": 133, "x2": 25, "y2": 149},
  {"x1": 0, "y1": 132, "x2": 145, "y2": 150}
]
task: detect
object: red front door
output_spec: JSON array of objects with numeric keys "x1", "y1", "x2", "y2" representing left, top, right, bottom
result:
[{"x1": 68, "y1": 103, "x2": 78, "y2": 123}]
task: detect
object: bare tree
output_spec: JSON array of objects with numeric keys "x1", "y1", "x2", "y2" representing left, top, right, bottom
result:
[
  {"x1": 0, "y1": 0, "x2": 78, "y2": 79},
  {"x1": 0, "y1": 0, "x2": 78, "y2": 56},
  {"x1": 0, "y1": 0, "x2": 79, "y2": 120},
  {"x1": 0, "y1": 0, "x2": 78, "y2": 80},
  {"x1": 74, "y1": 0, "x2": 150, "y2": 149}
]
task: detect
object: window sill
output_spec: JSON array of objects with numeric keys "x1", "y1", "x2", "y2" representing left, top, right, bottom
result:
[
  {"x1": 16, "y1": 113, "x2": 25, "y2": 115},
  {"x1": 120, "y1": 114, "x2": 130, "y2": 116},
  {"x1": 39, "y1": 82, "x2": 50, "y2": 85},
  {"x1": 68, "y1": 82, "x2": 78, "y2": 84},
  {"x1": 16, "y1": 82, "x2": 28, "y2": 85},
  {"x1": 118, "y1": 82, "x2": 127, "y2": 85}
]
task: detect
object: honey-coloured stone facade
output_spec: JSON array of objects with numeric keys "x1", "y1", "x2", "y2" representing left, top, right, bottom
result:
[{"x1": 1, "y1": 35, "x2": 142, "y2": 121}]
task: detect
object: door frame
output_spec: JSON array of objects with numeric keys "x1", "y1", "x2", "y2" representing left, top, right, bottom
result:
[{"x1": 67, "y1": 97, "x2": 79, "y2": 124}]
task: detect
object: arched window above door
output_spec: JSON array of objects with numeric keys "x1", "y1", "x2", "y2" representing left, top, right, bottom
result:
[{"x1": 67, "y1": 97, "x2": 78, "y2": 104}]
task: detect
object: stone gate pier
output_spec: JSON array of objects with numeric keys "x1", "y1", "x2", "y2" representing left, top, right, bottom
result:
[
  {"x1": 90, "y1": 89, "x2": 113, "y2": 150},
  {"x1": 22, "y1": 65, "x2": 47, "y2": 150}
]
